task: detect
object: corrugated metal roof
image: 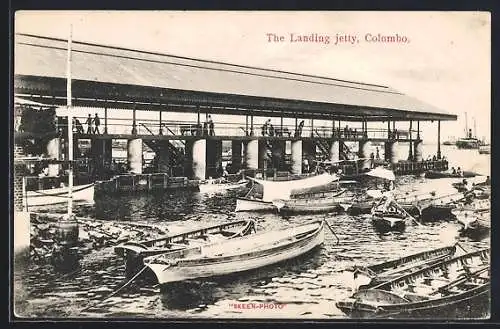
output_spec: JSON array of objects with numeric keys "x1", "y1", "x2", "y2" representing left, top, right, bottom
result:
[{"x1": 14, "y1": 34, "x2": 455, "y2": 121}]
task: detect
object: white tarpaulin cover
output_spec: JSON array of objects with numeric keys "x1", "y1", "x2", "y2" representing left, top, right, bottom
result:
[
  {"x1": 249, "y1": 173, "x2": 340, "y2": 202},
  {"x1": 365, "y1": 167, "x2": 396, "y2": 181}
]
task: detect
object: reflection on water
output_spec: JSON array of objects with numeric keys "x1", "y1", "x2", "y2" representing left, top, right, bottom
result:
[{"x1": 14, "y1": 145, "x2": 490, "y2": 319}]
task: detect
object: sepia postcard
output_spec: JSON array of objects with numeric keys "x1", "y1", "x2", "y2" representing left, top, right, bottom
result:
[{"x1": 11, "y1": 11, "x2": 491, "y2": 321}]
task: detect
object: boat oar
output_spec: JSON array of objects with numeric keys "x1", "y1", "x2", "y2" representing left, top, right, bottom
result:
[
  {"x1": 323, "y1": 219, "x2": 340, "y2": 245},
  {"x1": 391, "y1": 198, "x2": 423, "y2": 227},
  {"x1": 80, "y1": 265, "x2": 149, "y2": 312}
]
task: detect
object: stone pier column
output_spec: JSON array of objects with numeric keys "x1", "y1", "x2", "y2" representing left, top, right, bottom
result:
[
  {"x1": 291, "y1": 140, "x2": 303, "y2": 175},
  {"x1": 358, "y1": 140, "x2": 371, "y2": 170},
  {"x1": 156, "y1": 141, "x2": 170, "y2": 173},
  {"x1": 271, "y1": 140, "x2": 285, "y2": 171},
  {"x1": 385, "y1": 140, "x2": 399, "y2": 165},
  {"x1": 414, "y1": 139, "x2": 423, "y2": 162},
  {"x1": 191, "y1": 139, "x2": 207, "y2": 180},
  {"x1": 244, "y1": 139, "x2": 259, "y2": 170},
  {"x1": 46, "y1": 137, "x2": 61, "y2": 176},
  {"x1": 231, "y1": 140, "x2": 242, "y2": 172},
  {"x1": 329, "y1": 140, "x2": 340, "y2": 163},
  {"x1": 127, "y1": 138, "x2": 143, "y2": 174}
]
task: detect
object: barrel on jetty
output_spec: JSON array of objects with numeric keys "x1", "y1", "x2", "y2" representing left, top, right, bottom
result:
[{"x1": 51, "y1": 214, "x2": 79, "y2": 272}]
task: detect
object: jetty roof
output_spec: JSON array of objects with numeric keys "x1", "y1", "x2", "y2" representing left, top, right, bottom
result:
[{"x1": 14, "y1": 33, "x2": 456, "y2": 122}]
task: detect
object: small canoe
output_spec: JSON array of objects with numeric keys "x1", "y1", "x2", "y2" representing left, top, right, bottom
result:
[
  {"x1": 198, "y1": 179, "x2": 248, "y2": 194},
  {"x1": 235, "y1": 197, "x2": 276, "y2": 212},
  {"x1": 336, "y1": 248, "x2": 490, "y2": 319},
  {"x1": 455, "y1": 210, "x2": 490, "y2": 238},
  {"x1": 114, "y1": 219, "x2": 256, "y2": 277},
  {"x1": 343, "y1": 245, "x2": 457, "y2": 291},
  {"x1": 23, "y1": 183, "x2": 95, "y2": 208},
  {"x1": 144, "y1": 220, "x2": 325, "y2": 285}
]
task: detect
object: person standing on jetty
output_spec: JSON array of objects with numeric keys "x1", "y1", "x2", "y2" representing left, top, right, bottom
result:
[
  {"x1": 207, "y1": 115, "x2": 215, "y2": 136},
  {"x1": 86, "y1": 114, "x2": 93, "y2": 134},
  {"x1": 93, "y1": 113, "x2": 101, "y2": 135}
]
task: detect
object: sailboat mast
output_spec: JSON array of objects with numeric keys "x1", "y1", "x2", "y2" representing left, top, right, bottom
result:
[{"x1": 67, "y1": 25, "x2": 73, "y2": 216}]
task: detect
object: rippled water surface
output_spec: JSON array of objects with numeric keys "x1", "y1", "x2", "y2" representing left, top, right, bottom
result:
[{"x1": 13, "y1": 145, "x2": 490, "y2": 319}]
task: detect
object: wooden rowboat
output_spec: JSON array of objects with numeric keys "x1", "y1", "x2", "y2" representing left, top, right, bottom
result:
[
  {"x1": 144, "y1": 220, "x2": 325, "y2": 285},
  {"x1": 23, "y1": 183, "x2": 95, "y2": 208},
  {"x1": 114, "y1": 219, "x2": 255, "y2": 277},
  {"x1": 371, "y1": 196, "x2": 411, "y2": 233},
  {"x1": 235, "y1": 197, "x2": 276, "y2": 212},
  {"x1": 343, "y1": 245, "x2": 457, "y2": 291},
  {"x1": 336, "y1": 248, "x2": 490, "y2": 319}
]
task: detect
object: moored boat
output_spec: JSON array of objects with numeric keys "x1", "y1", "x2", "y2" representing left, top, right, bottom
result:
[
  {"x1": 478, "y1": 145, "x2": 490, "y2": 154},
  {"x1": 273, "y1": 189, "x2": 349, "y2": 215},
  {"x1": 424, "y1": 170, "x2": 477, "y2": 179},
  {"x1": 336, "y1": 248, "x2": 490, "y2": 319},
  {"x1": 371, "y1": 196, "x2": 411, "y2": 233},
  {"x1": 144, "y1": 220, "x2": 325, "y2": 285},
  {"x1": 23, "y1": 183, "x2": 95, "y2": 208},
  {"x1": 235, "y1": 197, "x2": 276, "y2": 212},
  {"x1": 114, "y1": 219, "x2": 256, "y2": 277},
  {"x1": 344, "y1": 245, "x2": 457, "y2": 290},
  {"x1": 198, "y1": 179, "x2": 249, "y2": 194},
  {"x1": 235, "y1": 173, "x2": 339, "y2": 212}
]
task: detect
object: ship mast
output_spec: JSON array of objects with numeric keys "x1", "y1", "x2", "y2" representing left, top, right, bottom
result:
[
  {"x1": 464, "y1": 112, "x2": 468, "y2": 137},
  {"x1": 66, "y1": 25, "x2": 73, "y2": 216},
  {"x1": 473, "y1": 117, "x2": 477, "y2": 139}
]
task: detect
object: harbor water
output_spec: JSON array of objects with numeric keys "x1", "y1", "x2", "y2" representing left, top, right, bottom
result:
[{"x1": 13, "y1": 144, "x2": 490, "y2": 319}]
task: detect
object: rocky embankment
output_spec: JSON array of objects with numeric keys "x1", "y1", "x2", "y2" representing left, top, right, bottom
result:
[{"x1": 29, "y1": 213, "x2": 167, "y2": 264}]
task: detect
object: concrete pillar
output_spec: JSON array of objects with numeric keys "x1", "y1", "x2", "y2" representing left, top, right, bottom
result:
[
  {"x1": 244, "y1": 139, "x2": 259, "y2": 170},
  {"x1": 271, "y1": 140, "x2": 285, "y2": 171},
  {"x1": 385, "y1": 141, "x2": 399, "y2": 165},
  {"x1": 156, "y1": 141, "x2": 170, "y2": 173},
  {"x1": 231, "y1": 140, "x2": 242, "y2": 172},
  {"x1": 329, "y1": 140, "x2": 340, "y2": 163},
  {"x1": 206, "y1": 140, "x2": 222, "y2": 178},
  {"x1": 46, "y1": 137, "x2": 60, "y2": 176},
  {"x1": 291, "y1": 140, "x2": 302, "y2": 175},
  {"x1": 358, "y1": 140, "x2": 371, "y2": 170},
  {"x1": 191, "y1": 139, "x2": 207, "y2": 180},
  {"x1": 414, "y1": 139, "x2": 423, "y2": 162},
  {"x1": 127, "y1": 138, "x2": 143, "y2": 174}
]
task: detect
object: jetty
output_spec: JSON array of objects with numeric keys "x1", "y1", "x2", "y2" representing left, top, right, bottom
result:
[{"x1": 14, "y1": 33, "x2": 456, "y2": 200}]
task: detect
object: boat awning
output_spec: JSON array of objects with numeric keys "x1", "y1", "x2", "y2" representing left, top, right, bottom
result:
[{"x1": 249, "y1": 173, "x2": 340, "y2": 202}]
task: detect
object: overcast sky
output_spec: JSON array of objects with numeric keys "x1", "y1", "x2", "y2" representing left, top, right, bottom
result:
[{"x1": 15, "y1": 11, "x2": 491, "y2": 141}]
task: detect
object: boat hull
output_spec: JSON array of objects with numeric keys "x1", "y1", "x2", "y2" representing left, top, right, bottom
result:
[
  {"x1": 372, "y1": 216, "x2": 406, "y2": 233},
  {"x1": 146, "y1": 222, "x2": 325, "y2": 285},
  {"x1": 337, "y1": 284, "x2": 490, "y2": 319},
  {"x1": 23, "y1": 183, "x2": 95, "y2": 208},
  {"x1": 235, "y1": 198, "x2": 276, "y2": 212}
]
